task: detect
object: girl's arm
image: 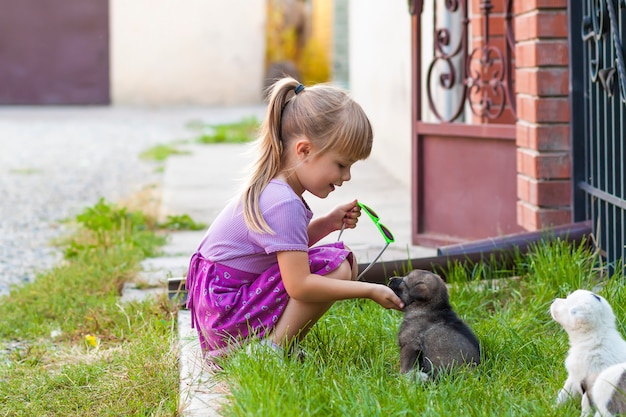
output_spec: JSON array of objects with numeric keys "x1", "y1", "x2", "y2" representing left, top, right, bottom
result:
[
  {"x1": 308, "y1": 200, "x2": 359, "y2": 246},
  {"x1": 276, "y1": 251, "x2": 404, "y2": 310}
]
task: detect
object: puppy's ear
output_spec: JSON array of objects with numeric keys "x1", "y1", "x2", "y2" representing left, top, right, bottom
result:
[
  {"x1": 388, "y1": 276, "x2": 401, "y2": 286},
  {"x1": 569, "y1": 305, "x2": 590, "y2": 326},
  {"x1": 388, "y1": 277, "x2": 403, "y2": 293},
  {"x1": 409, "y1": 282, "x2": 429, "y2": 302},
  {"x1": 569, "y1": 306, "x2": 583, "y2": 317}
]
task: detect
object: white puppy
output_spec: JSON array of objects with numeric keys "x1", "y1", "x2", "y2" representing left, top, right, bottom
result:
[
  {"x1": 582, "y1": 362, "x2": 626, "y2": 417},
  {"x1": 550, "y1": 289, "x2": 626, "y2": 415}
]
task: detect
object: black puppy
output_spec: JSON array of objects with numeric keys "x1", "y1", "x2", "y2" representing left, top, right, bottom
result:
[{"x1": 388, "y1": 269, "x2": 481, "y2": 379}]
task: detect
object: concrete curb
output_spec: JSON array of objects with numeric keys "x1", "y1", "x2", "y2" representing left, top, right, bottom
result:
[
  {"x1": 178, "y1": 310, "x2": 225, "y2": 417},
  {"x1": 123, "y1": 232, "x2": 225, "y2": 416},
  {"x1": 157, "y1": 233, "x2": 225, "y2": 416}
]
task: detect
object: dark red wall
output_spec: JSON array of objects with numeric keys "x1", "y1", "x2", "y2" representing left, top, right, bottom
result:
[{"x1": 0, "y1": 0, "x2": 109, "y2": 104}]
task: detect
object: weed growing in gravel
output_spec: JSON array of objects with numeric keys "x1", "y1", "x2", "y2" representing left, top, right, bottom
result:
[
  {"x1": 140, "y1": 143, "x2": 190, "y2": 162},
  {"x1": 158, "y1": 214, "x2": 207, "y2": 231},
  {"x1": 9, "y1": 168, "x2": 43, "y2": 175},
  {"x1": 189, "y1": 117, "x2": 260, "y2": 144}
]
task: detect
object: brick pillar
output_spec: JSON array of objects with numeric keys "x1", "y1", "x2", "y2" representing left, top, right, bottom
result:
[{"x1": 514, "y1": 1, "x2": 572, "y2": 231}]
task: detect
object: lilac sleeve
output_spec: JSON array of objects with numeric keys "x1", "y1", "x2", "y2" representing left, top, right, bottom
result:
[{"x1": 249, "y1": 197, "x2": 311, "y2": 254}]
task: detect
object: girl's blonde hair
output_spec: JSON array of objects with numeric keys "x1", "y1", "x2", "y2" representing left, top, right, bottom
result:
[{"x1": 242, "y1": 77, "x2": 373, "y2": 233}]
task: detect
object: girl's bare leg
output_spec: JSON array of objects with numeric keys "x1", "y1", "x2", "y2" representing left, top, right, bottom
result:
[{"x1": 268, "y1": 258, "x2": 357, "y2": 345}]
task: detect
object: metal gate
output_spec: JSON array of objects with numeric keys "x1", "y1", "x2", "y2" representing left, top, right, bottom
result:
[
  {"x1": 570, "y1": 0, "x2": 626, "y2": 272},
  {"x1": 408, "y1": 0, "x2": 522, "y2": 246}
]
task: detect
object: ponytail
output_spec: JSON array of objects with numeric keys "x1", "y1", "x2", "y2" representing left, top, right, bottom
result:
[{"x1": 241, "y1": 77, "x2": 301, "y2": 233}]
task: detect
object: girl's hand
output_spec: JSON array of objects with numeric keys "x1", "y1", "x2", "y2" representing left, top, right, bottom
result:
[
  {"x1": 369, "y1": 284, "x2": 405, "y2": 310},
  {"x1": 333, "y1": 200, "x2": 361, "y2": 232},
  {"x1": 308, "y1": 200, "x2": 361, "y2": 245}
]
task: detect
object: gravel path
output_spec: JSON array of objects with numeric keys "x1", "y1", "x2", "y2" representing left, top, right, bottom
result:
[{"x1": 0, "y1": 105, "x2": 265, "y2": 297}]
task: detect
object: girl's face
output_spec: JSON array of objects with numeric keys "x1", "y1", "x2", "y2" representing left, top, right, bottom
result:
[{"x1": 295, "y1": 145, "x2": 354, "y2": 198}]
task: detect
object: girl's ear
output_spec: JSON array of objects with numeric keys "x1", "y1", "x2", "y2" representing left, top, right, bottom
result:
[{"x1": 294, "y1": 137, "x2": 312, "y2": 160}]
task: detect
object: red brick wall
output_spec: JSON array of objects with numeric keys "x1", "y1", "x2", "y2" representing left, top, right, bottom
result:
[{"x1": 514, "y1": 0, "x2": 572, "y2": 230}]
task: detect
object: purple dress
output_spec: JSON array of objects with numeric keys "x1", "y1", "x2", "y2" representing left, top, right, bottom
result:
[{"x1": 186, "y1": 180, "x2": 352, "y2": 357}]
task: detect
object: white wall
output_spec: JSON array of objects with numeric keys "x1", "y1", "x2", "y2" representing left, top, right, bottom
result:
[
  {"x1": 110, "y1": 0, "x2": 266, "y2": 106},
  {"x1": 347, "y1": 0, "x2": 412, "y2": 186}
]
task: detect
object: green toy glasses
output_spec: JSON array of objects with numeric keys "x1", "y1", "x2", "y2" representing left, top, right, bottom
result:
[{"x1": 338, "y1": 201, "x2": 395, "y2": 280}]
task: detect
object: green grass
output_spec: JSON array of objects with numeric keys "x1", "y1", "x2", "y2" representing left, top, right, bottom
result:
[
  {"x1": 0, "y1": 199, "x2": 179, "y2": 416},
  {"x1": 158, "y1": 214, "x2": 207, "y2": 231},
  {"x1": 188, "y1": 117, "x2": 260, "y2": 144},
  {"x1": 140, "y1": 143, "x2": 190, "y2": 162},
  {"x1": 213, "y1": 237, "x2": 624, "y2": 417},
  {"x1": 9, "y1": 168, "x2": 43, "y2": 175},
  {"x1": 1, "y1": 195, "x2": 622, "y2": 417},
  {"x1": 139, "y1": 117, "x2": 261, "y2": 170}
]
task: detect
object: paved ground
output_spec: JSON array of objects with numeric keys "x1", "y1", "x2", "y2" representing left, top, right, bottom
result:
[{"x1": 0, "y1": 105, "x2": 436, "y2": 416}]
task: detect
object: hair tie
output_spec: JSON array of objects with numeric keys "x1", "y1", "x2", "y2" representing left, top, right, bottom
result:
[{"x1": 294, "y1": 84, "x2": 305, "y2": 95}]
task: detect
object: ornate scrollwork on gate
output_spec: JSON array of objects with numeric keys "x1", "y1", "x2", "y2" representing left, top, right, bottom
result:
[
  {"x1": 582, "y1": 0, "x2": 626, "y2": 103},
  {"x1": 415, "y1": 0, "x2": 516, "y2": 123}
]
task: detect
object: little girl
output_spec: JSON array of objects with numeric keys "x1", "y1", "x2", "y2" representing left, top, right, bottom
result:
[{"x1": 186, "y1": 77, "x2": 404, "y2": 359}]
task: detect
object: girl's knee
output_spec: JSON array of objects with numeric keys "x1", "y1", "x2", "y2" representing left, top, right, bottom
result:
[
  {"x1": 324, "y1": 256, "x2": 356, "y2": 281},
  {"x1": 350, "y1": 259, "x2": 358, "y2": 280},
  {"x1": 337, "y1": 258, "x2": 357, "y2": 281},
  {"x1": 345, "y1": 251, "x2": 358, "y2": 281}
]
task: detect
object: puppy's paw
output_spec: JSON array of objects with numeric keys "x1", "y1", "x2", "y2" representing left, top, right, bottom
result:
[
  {"x1": 580, "y1": 393, "x2": 593, "y2": 417},
  {"x1": 557, "y1": 387, "x2": 576, "y2": 405},
  {"x1": 403, "y1": 368, "x2": 429, "y2": 383}
]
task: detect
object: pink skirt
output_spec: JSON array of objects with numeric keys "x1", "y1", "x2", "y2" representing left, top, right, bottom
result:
[{"x1": 186, "y1": 242, "x2": 352, "y2": 358}]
